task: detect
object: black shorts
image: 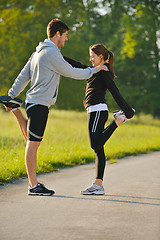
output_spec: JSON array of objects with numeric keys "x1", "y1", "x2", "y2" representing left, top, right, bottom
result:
[{"x1": 26, "y1": 103, "x2": 49, "y2": 142}]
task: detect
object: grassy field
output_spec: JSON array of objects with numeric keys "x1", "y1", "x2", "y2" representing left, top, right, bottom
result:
[{"x1": 0, "y1": 109, "x2": 160, "y2": 184}]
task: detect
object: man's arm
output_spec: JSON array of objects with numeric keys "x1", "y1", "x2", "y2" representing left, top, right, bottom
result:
[
  {"x1": 8, "y1": 54, "x2": 34, "y2": 98},
  {"x1": 48, "y1": 50, "x2": 107, "y2": 80}
]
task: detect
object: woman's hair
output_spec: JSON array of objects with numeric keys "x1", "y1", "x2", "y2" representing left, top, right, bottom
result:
[
  {"x1": 47, "y1": 18, "x2": 70, "y2": 38},
  {"x1": 89, "y1": 44, "x2": 116, "y2": 78}
]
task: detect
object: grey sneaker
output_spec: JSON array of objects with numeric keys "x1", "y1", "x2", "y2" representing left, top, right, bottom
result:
[
  {"x1": 113, "y1": 110, "x2": 128, "y2": 122},
  {"x1": 80, "y1": 184, "x2": 105, "y2": 195}
]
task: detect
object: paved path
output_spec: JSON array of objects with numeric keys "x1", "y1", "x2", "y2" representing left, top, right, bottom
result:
[{"x1": 0, "y1": 152, "x2": 160, "y2": 240}]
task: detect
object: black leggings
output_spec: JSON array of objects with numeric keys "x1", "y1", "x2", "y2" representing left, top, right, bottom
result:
[{"x1": 88, "y1": 110, "x2": 117, "y2": 180}]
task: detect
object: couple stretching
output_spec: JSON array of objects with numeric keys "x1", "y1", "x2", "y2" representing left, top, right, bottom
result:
[{"x1": 0, "y1": 18, "x2": 135, "y2": 196}]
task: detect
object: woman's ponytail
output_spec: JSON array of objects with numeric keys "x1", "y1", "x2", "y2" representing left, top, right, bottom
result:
[{"x1": 107, "y1": 50, "x2": 116, "y2": 79}]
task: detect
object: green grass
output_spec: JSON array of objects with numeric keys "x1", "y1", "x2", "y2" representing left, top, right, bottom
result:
[{"x1": 0, "y1": 109, "x2": 160, "y2": 184}]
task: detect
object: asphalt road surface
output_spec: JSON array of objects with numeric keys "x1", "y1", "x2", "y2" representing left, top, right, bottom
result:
[{"x1": 0, "y1": 151, "x2": 160, "y2": 240}]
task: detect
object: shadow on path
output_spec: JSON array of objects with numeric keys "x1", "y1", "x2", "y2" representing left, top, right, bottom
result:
[{"x1": 50, "y1": 194, "x2": 160, "y2": 206}]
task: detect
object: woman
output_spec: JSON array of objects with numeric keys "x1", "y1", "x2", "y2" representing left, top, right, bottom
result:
[{"x1": 64, "y1": 44, "x2": 135, "y2": 195}]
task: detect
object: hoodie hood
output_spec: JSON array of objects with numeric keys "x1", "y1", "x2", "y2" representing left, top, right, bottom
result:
[{"x1": 36, "y1": 40, "x2": 58, "y2": 53}]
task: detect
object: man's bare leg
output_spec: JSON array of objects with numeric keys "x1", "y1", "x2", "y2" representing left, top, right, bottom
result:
[
  {"x1": 4, "y1": 106, "x2": 28, "y2": 142},
  {"x1": 25, "y1": 140, "x2": 40, "y2": 187},
  {"x1": 11, "y1": 109, "x2": 40, "y2": 187},
  {"x1": 12, "y1": 109, "x2": 39, "y2": 186},
  {"x1": 12, "y1": 109, "x2": 28, "y2": 141}
]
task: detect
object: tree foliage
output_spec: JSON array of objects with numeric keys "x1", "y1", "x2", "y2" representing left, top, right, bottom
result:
[{"x1": 0, "y1": 0, "x2": 160, "y2": 117}]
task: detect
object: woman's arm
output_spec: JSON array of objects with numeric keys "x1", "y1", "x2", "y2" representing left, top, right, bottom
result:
[
  {"x1": 63, "y1": 56, "x2": 90, "y2": 69},
  {"x1": 100, "y1": 71, "x2": 135, "y2": 119}
]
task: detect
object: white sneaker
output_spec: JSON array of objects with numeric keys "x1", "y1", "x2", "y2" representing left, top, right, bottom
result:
[
  {"x1": 80, "y1": 184, "x2": 105, "y2": 195},
  {"x1": 113, "y1": 110, "x2": 128, "y2": 122}
]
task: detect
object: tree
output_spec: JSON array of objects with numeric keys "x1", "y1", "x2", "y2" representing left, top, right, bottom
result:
[
  {"x1": 119, "y1": 1, "x2": 160, "y2": 117},
  {"x1": 0, "y1": 0, "x2": 89, "y2": 109},
  {"x1": 95, "y1": 0, "x2": 160, "y2": 117},
  {"x1": 0, "y1": 0, "x2": 160, "y2": 116}
]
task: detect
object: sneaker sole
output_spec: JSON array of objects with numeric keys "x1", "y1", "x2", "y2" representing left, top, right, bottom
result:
[
  {"x1": 28, "y1": 192, "x2": 55, "y2": 196},
  {"x1": 113, "y1": 112, "x2": 124, "y2": 118},
  {"x1": 80, "y1": 191, "x2": 105, "y2": 195},
  {"x1": 0, "y1": 96, "x2": 23, "y2": 107},
  {"x1": 0, "y1": 96, "x2": 12, "y2": 103},
  {"x1": 10, "y1": 99, "x2": 23, "y2": 105},
  {"x1": 113, "y1": 110, "x2": 121, "y2": 114}
]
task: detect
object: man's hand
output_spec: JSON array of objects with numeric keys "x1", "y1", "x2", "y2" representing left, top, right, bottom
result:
[
  {"x1": 96, "y1": 65, "x2": 109, "y2": 73},
  {"x1": 3, "y1": 105, "x2": 12, "y2": 111}
]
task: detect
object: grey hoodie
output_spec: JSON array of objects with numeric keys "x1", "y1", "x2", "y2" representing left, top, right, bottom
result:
[{"x1": 8, "y1": 40, "x2": 97, "y2": 107}]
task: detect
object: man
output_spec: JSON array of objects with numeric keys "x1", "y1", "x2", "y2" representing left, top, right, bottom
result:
[{"x1": 0, "y1": 19, "x2": 108, "y2": 196}]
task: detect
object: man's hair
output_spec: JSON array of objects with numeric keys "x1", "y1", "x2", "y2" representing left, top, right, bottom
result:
[{"x1": 47, "y1": 18, "x2": 70, "y2": 38}]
